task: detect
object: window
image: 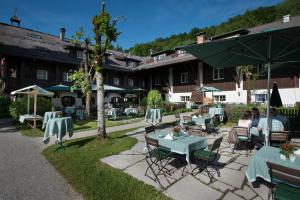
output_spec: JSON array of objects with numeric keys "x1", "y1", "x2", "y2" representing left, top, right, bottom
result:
[
  {"x1": 113, "y1": 77, "x2": 120, "y2": 86},
  {"x1": 213, "y1": 68, "x2": 224, "y2": 80},
  {"x1": 63, "y1": 72, "x2": 72, "y2": 82},
  {"x1": 127, "y1": 61, "x2": 137, "y2": 68},
  {"x1": 141, "y1": 80, "x2": 145, "y2": 88},
  {"x1": 37, "y1": 69, "x2": 48, "y2": 80},
  {"x1": 154, "y1": 74, "x2": 160, "y2": 85},
  {"x1": 255, "y1": 94, "x2": 267, "y2": 103},
  {"x1": 128, "y1": 79, "x2": 133, "y2": 87},
  {"x1": 180, "y1": 96, "x2": 190, "y2": 102},
  {"x1": 8, "y1": 66, "x2": 17, "y2": 77},
  {"x1": 213, "y1": 95, "x2": 226, "y2": 102},
  {"x1": 180, "y1": 72, "x2": 188, "y2": 83},
  {"x1": 158, "y1": 54, "x2": 166, "y2": 60},
  {"x1": 177, "y1": 50, "x2": 186, "y2": 56},
  {"x1": 77, "y1": 50, "x2": 83, "y2": 59}
]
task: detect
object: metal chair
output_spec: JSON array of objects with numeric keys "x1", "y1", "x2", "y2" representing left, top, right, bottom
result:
[
  {"x1": 266, "y1": 161, "x2": 300, "y2": 200},
  {"x1": 174, "y1": 113, "x2": 181, "y2": 124},
  {"x1": 290, "y1": 138, "x2": 300, "y2": 149},
  {"x1": 145, "y1": 125, "x2": 155, "y2": 134},
  {"x1": 269, "y1": 131, "x2": 288, "y2": 147},
  {"x1": 188, "y1": 125, "x2": 205, "y2": 137},
  {"x1": 192, "y1": 137, "x2": 223, "y2": 183},
  {"x1": 231, "y1": 126, "x2": 251, "y2": 153},
  {"x1": 144, "y1": 135, "x2": 172, "y2": 188}
]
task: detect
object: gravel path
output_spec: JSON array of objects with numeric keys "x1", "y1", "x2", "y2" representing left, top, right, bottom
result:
[{"x1": 0, "y1": 119, "x2": 83, "y2": 200}]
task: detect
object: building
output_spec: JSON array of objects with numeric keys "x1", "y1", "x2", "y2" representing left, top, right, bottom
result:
[
  {"x1": 136, "y1": 15, "x2": 300, "y2": 105},
  {"x1": 1, "y1": 14, "x2": 300, "y2": 107}
]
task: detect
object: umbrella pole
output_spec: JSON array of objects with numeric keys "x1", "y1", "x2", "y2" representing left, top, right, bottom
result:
[
  {"x1": 27, "y1": 94, "x2": 30, "y2": 114},
  {"x1": 34, "y1": 92, "x2": 37, "y2": 129},
  {"x1": 266, "y1": 35, "x2": 272, "y2": 146}
]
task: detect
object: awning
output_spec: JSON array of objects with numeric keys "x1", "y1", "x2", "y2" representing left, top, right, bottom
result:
[
  {"x1": 92, "y1": 84, "x2": 125, "y2": 91},
  {"x1": 11, "y1": 85, "x2": 54, "y2": 96},
  {"x1": 46, "y1": 84, "x2": 71, "y2": 92},
  {"x1": 196, "y1": 86, "x2": 222, "y2": 92}
]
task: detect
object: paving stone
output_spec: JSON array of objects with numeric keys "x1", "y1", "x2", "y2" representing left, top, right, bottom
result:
[
  {"x1": 194, "y1": 172, "x2": 211, "y2": 184},
  {"x1": 225, "y1": 162, "x2": 243, "y2": 170},
  {"x1": 130, "y1": 133, "x2": 145, "y2": 142},
  {"x1": 100, "y1": 153, "x2": 144, "y2": 170},
  {"x1": 164, "y1": 175, "x2": 222, "y2": 200},
  {"x1": 130, "y1": 142, "x2": 146, "y2": 153},
  {"x1": 235, "y1": 155, "x2": 250, "y2": 165},
  {"x1": 252, "y1": 196, "x2": 263, "y2": 200},
  {"x1": 216, "y1": 155, "x2": 235, "y2": 165},
  {"x1": 118, "y1": 150, "x2": 141, "y2": 155},
  {"x1": 248, "y1": 182, "x2": 269, "y2": 200},
  {"x1": 216, "y1": 167, "x2": 247, "y2": 188},
  {"x1": 241, "y1": 166, "x2": 248, "y2": 173},
  {"x1": 223, "y1": 192, "x2": 244, "y2": 200},
  {"x1": 209, "y1": 180, "x2": 234, "y2": 192},
  {"x1": 235, "y1": 185, "x2": 256, "y2": 199},
  {"x1": 124, "y1": 160, "x2": 177, "y2": 189}
]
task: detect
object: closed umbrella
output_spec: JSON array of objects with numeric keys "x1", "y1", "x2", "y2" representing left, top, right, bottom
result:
[
  {"x1": 183, "y1": 26, "x2": 300, "y2": 143},
  {"x1": 270, "y1": 82, "x2": 283, "y2": 107}
]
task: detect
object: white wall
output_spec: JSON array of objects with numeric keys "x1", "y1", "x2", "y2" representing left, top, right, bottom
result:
[
  {"x1": 168, "y1": 92, "x2": 191, "y2": 102},
  {"x1": 51, "y1": 92, "x2": 82, "y2": 108}
]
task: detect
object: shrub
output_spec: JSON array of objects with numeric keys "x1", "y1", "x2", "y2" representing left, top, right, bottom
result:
[
  {"x1": 147, "y1": 90, "x2": 163, "y2": 108},
  {"x1": 0, "y1": 96, "x2": 11, "y2": 118},
  {"x1": 9, "y1": 96, "x2": 52, "y2": 119}
]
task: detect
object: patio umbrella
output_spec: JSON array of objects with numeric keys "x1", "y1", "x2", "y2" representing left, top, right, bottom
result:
[
  {"x1": 46, "y1": 84, "x2": 71, "y2": 99},
  {"x1": 270, "y1": 82, "x2": 283, "y2": 108},
  {"x1": 92, "y1": 84, "x2": 125, "y2": 92},
  {"x1": 133, "y1": 88, "x2": 146, "y2": 106},
  {"x1": 182, "y1": 25, "x2": 300, "y2": 141}
]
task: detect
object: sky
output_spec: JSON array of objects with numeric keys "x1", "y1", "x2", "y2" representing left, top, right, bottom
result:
[{"x1": 0, "y1": 0, "x2": 282, "y2": 49}]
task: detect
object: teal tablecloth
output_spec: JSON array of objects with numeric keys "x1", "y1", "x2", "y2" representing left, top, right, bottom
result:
[
  {"x1": 145, "y1": 109, "x2": 162, "y2": 125},
  {"x1": 180, "y1": 116, "x2": 211, "y2": 127},
  {"x1": 124, "y1": 108, "x2": 138, "y2": 116},
  {"x1": 246, "y1": 146, "x2": 300, "y2": 182},
  {"x1": 65, "y1": 106, "x2": 76, "y2": 116},
  {"x1": 42, "y1": 112, "x2": 58, "y2": 129},
  {"x1": 208, "y1": 108, "x2": 224, "y2": 121},
  {"x1": 19, "y1": 114, "x2": 42, "y2": 123},
  {"x1": 148, "y1": 129, "x2": 207, "y2": 163},
  {"x1": 76, "y1": 109, "x2": 85, "y2": 120},
  {"x1": 107, "y1": 108, "x2": 117, "y2": 120},
  {"x1": 43, "y1": 117, "x2": 73, "y2": 144}
]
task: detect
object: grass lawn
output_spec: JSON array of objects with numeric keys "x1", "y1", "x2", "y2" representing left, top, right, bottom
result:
[
  {"x1": 16, "y1": 117, "x2": 143, "y2": 137},
  {"x1": 43, "y1": 129, "x2": 170, "y2": 200}
]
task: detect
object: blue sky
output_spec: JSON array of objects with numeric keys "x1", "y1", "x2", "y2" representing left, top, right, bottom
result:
[{"x1": 1, "y1": 0, "x2": 282, "y2": 49}]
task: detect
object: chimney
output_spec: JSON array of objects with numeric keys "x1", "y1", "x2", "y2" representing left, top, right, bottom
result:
[
  {"x1": 283, "y1": 14, "x2": 290, "y2": 23},
  {"x1": 10, "y1": 15, "x2": 21, "y2": 27},
  {"x1": 59, "y1": 28, "x2": 66, "y2": 40},
  {"x1": 150, "y1": 49, "x2": 153, "y2": 55},
  {"x1": 195, "y1": 32, "x2": 206, "y2": 44}
]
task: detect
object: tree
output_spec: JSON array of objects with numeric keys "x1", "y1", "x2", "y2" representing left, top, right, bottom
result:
[
  {"x1": 70, "y1": 27, "x2": 93, "y2": 118},
  {"x1": 0, "y1": 56, "x2": 6, "y2": 95},
  {"x1": 92, "y1": 2, "x2": 120, "y2": 140},
  {"x1": 147, "y1": 90, "x2": 163, "y2": 108},
  {"x1": 238, "y1": 65, "x2": 258, "y2": 104}
]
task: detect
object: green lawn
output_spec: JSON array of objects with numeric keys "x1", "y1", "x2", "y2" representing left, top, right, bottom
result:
[
  {"x1": 16, "y1": 117, "x2": 143, "y2": 137},
  {"x1": 43, "y1": 129, "x2": 170, "y2": 200}
]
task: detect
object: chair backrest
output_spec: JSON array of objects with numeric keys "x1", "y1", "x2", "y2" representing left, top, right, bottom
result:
[
  {"x1": 145, "y1": 135, "x2": 159, "y2": 148},
  {"x1": 290, "y1": 138, "x2": 300, "y2": 149},
  {"x1": 145, "y1": 125, "x2": 155, "y2": 134},
  {"x1": 232, "y1": 126, "x2": 249, "y2": 138},
  {"x1": 266, "y1": 161, "x2": 300, "y2": 187},
  {"x1": 183, "y1": 116, "x2": 192, "y2": 122},
  {"x1": 269, "y1": 131, "x2": 288, "y2": 143},
  {"x1": 211, "y1": 137, "x2": 223, "y2": 152}
]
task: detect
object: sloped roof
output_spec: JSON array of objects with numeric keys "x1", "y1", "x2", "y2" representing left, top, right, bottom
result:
[{"x1": 11, "y1": 85, "x2": 54, "y2": 96}]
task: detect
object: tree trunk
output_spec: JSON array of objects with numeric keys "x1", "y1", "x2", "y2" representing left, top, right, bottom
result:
[
  {"x1": 85, "y1": 90, "x2": 91, "y2": 118},
  {"x1": 246, "y1": 89, "x2": 251, "y2": 105},
  {"x1": 96, "y1": 71, "x2": 106, "y2": 139}
]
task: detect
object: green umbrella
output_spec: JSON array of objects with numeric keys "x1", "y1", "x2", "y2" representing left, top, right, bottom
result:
[
  {"x1": 183, "y1": 26, "x2": 300, "y2": 141},
  {"x1": 46, "y1": 84, "x2": 71, "y2": 92},
  {"x1": 195, "y1": 86, "x2": 222, "y2": 103}
]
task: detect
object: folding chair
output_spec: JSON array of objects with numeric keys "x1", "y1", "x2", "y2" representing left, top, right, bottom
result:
[
  {"x1": 266, "y1": 161, "x2": 300, "y2": 200},
  {"x1": 182, "y1": 116, "x2": 195, "y2": 129},
  {"x1": 145, "y1": 125, "x2": 155, "y2": 134},
  {"x1": 144, "y1": 135, "x2": 172, "y2": 188},
  {"x1": 269, "y1": 131, "x2": 288, "y2": 147},
  {"x1": 290, "y1": 138, "x2": 300, "y2": 149},
  {"x1": 231, "y1": 126, "x2": 251, "y2": 154},
  {"x1": 192, "y1": 137, "x2": 223, "y2": 183},
  {"x1": 188, "y1": 125, "x2": 205, "y2": 137},
  {"x1": 174, "y1": 113, "x2": 181, "y2": 124}
]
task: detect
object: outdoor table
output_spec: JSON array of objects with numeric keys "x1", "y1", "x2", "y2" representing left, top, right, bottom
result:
[
  {"x1": 19, "y1": 114, "x2": 43, "y2": 126},
  {"x1": 145, "y1": 109, "x2": 162, "y2": 125},
  {"x1": 180, "y1": 116, "x2": 211, "y2": 127},
  {"x1": 246, "y1": 146, "x2": 300, "y2": 183},
  {"x1": 147, "y1": 129, "x2": 208, "y2": 164},
  {"x1": 208, "y1": 107, "x2": 224, "y2": 121},
  {"x1": 107, "y1": 108, "x2": 117, "y2": 120},
  {"x1": 76, "y1": 109, "x2": 85, "y2": 120},
  {"x1": 43, "y1": 117, "x2": 73, "y2": 147},
  {"x1": 42, "y1": 112, "x2": 58, "y2": 129},
  {"x1": 124, "y1": 107, "x2": 138, "y2": 116},
  {"x1": 64, "y1": 106, "x2": 76, "y2": 116}
]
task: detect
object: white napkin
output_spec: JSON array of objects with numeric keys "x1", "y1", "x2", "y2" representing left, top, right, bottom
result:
[
  {"x1": 163, "y1": 133, "x2": 173, "y2": 140},
  {"x1": 192, "y1": 115, "x2": 197, "y2": 119},
  {"x1": 294, "y1": 149, "x2": 300, "y2": 156}
]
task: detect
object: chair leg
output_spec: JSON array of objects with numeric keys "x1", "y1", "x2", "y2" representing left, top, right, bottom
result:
[{"x1": 145, "y1": 157, "x2": 164, "y2": 188}]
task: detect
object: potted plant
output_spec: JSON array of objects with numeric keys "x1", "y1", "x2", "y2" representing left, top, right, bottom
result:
[
  {"x1": 173, "y1": 126, "x2": 181, "y2": 137},
  {"x1": 280, "y1": 143, "x2": 295, "y2": 161}
]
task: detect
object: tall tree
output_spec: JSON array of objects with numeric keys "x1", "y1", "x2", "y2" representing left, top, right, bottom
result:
[
  {"x1": 92, "y1": 1, "x2": 120, "y2": 140},
  {"x1": 238, "y1": 65, "x2": 258, "y2": 104},
  {"x1": 70, "y1": 27, "x2": 93, "y2": 118}
]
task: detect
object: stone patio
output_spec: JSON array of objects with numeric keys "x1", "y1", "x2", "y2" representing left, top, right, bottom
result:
[{"x1": 100, "y1": 127, "x2": 269, "y2": 200}]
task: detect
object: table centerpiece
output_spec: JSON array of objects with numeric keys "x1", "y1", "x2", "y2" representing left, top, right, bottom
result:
[
  {"x1": 280, "y1": 143, "x2": 295, "y2": 162},
  {"x1": 173, "y1": 126, "x2": 181, "y2": 137}
]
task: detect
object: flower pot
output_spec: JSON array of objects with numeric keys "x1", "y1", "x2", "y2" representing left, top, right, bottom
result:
[
  {"x1": 290, "y1": 154, "x2": 296, "y2": 162},
  {"x1": 280, "y1": 154, "x2": 287, "y2": 160}
]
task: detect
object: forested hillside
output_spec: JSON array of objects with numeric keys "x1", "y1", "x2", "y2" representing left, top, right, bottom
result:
[{"x1": 128, "y1": 0, "x2": 300, "y2": 56}]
